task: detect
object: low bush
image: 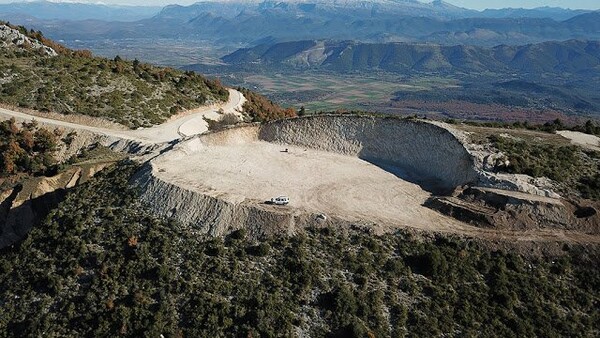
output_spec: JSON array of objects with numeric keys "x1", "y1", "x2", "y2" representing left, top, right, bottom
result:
[{"x1": 0, "y1": 162, "x2": 597, "y2": 337}]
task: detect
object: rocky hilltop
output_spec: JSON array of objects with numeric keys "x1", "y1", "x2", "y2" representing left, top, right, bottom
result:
[
  {"x1": 133, "y1": 116, "x2": 476, "y2": 237},
  {"x1": 0, "y1": 24, "x2": 56, "y2": 56}
]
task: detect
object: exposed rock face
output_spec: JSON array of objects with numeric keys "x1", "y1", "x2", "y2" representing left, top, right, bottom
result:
[
  {"x1": 133, "y1": 115, "x2": 481, "y2": 236},
  {"x1": 259, "y1": 115, "x2": 480, "y2": 191},
  {"x1": 458, "y1": 129, "x2": 562, "y2": 198},
  {"x1": 428, "y1": 187, "x2": 600, "y2": 235},
  {"x1": 0, "y1": 24, "x2": 57, "y2": 56},
  {"x1": 132, "y1": 164, "x2": 337, "y2": 238}
]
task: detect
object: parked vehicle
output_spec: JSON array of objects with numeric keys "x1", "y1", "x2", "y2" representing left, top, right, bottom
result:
[{"x1": 271, "y1": 196, "x2": 290, "y2": 205}]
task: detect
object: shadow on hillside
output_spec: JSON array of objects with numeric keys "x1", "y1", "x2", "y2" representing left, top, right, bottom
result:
[
  {"x1": 363, "y1": 158, "x2": 452, "y2": 196},
  {"x1": 0, "y1": 187, "x2": 67, "y2": 251}
]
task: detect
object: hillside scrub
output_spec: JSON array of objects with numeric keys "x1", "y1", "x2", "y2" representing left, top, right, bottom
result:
[
  {"x1": 0, "y1": 23, "x2": 229, "y2": 128},
  {"x1": 0, "y1": 162, "x2": 598, "y2": 337},
  {"x1": 238, "y1": 87, "x2": 297, "y2": 122},
  {"x1": 487, "y1": 134, "x2": 600, "y2": 199},
  {"x1": 0, "y1": 118, "x2": 60, "y2": 178},
  {"x1": 460, "y1": 118, "x2": 600, "y2": 136}
]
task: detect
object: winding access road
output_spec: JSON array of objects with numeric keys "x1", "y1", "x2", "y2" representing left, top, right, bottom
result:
[{"x1": 0, "y1": 89, "x2": 246, "y2": 144}]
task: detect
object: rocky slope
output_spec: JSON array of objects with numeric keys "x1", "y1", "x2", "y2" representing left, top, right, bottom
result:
[{"x1": 0, "y1": 24, "x2": 56, "y2": 56}]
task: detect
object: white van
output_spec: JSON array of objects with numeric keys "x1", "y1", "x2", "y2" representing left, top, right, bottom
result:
[{"x1": 271, "y1": 196, "x2": 290, "y2": 205}]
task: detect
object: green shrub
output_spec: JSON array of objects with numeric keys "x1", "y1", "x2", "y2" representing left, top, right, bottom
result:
[{"x1": 0, "y1": 162, "x2": 597, "y2": 337}]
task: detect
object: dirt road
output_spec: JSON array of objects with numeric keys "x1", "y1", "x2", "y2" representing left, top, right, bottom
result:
[{"x1": 0, "y1": 89, "x2": 246, "y2": 144}]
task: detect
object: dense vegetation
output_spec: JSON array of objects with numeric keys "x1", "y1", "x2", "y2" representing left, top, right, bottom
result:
[
  {"x1": 489, "y1": 134, "x2": 583, "y2": 180},
  {"x1": 0, "y1": 23, "x2": 229, "y2": 128},
  {"x1": 238, "y1": 87, "x2": 297, "y2": 122},
  {"x1": 0, "y1": 162, "x2": 597, "y2": 337},
  {"x1": 0, "y1": 117, "x2": 64, "y2": 178}
]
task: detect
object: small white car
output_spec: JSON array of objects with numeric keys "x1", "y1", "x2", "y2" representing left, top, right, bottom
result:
[{"x1": 271, "y1": 196, "x2": 290, "y2": 205}]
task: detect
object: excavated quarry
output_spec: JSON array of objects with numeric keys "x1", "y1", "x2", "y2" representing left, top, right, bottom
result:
[{"x1": 133, "y1": 115, "x2": 599, "y2": 241}]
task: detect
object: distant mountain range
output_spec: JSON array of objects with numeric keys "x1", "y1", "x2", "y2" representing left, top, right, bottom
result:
[
  {"x1": 0, "y1": 1, "x2": 161, "y2": 22},
  {"x1": 0, "y1": 1, "x2": 598, "y2": 47},
  {"x1": 205, "y1": 38, "x2": 600, "y2": 116},
  {"x1": 221, "y1": 39, "x2": 600, "y2": 75},
  {"x1": 1, "y1": 1, "x2": 593, "y2": 23},
  {"x1": 479, "y1": 6, "x2": 591, "y2": 20}
]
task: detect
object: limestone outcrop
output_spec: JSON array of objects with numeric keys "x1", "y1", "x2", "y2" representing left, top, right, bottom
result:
[{"x1": 0, "y1": 24, "x2": 57, "y2": 56}]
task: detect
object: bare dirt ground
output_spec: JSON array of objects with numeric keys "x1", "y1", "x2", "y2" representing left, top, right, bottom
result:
[
  {"x1": 557, "y1": 130, "x2": 600, "y2": 151},
  {"x1": 0, "y1": 89, "x2": 245, "y2": 144},
  {"x1": 154, "y1": 138, "x2": 600, "y2": 243}
]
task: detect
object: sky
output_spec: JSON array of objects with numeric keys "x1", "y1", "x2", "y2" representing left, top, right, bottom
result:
[{"x1": 0, "y1": 0, "x2": 598, "y2": 10}]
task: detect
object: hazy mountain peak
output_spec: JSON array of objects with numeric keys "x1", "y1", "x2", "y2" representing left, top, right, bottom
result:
[{"x1": 0, "y1": 0, "x2": 161, "y2": 21}]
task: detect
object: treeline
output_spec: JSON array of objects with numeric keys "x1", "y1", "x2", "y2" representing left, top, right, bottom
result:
[
  {"x1": 0, "y1": 162, "x2": 597, "y2": 337},
  {"x1": 0, "y1": 118, "x2": 64, "y2": 177},
  {"x1": 238, "y1": 87, "x2": 297, "y2": 122},
  {"x1": 453, "y1": 117, "x2": 600, "y2": 136}
]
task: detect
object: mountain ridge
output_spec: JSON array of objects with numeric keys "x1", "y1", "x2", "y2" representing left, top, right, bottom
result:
[
  {"x1": 2, "y1": 2, "x2": 598, "y2": 47},
  {"x1": 221, "y1": 39, "x2": 600, "y2": 74}
]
